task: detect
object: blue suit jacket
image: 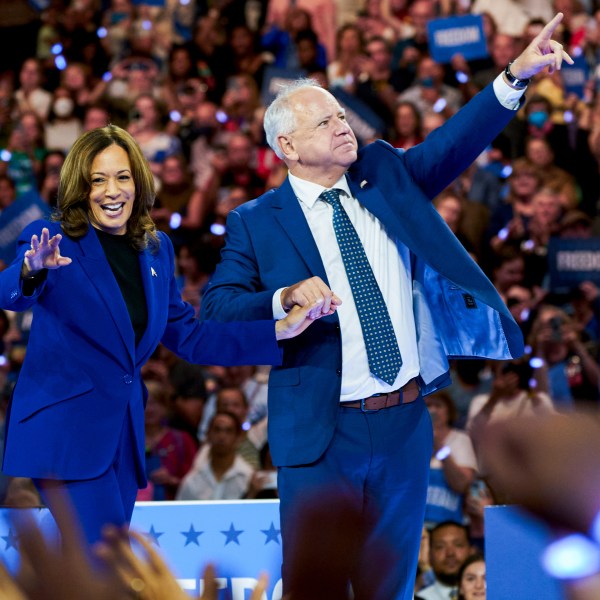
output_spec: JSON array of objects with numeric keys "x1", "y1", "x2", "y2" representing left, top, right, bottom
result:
[
  {"x1": 0, "y1": 220, "x2": 282, "y2": 481},
  {"x1": 200, "y1": 83, "x2": 525, "y2": 467}
]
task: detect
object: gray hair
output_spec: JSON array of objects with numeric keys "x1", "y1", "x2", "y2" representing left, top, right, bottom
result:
[{"x1": 263, "y1": 78, "x2": 323, "y2": 160}]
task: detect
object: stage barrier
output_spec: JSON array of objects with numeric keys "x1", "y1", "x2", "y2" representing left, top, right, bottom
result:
[{"x1": 0, "y1": 502, "x2": 570, "y2": 599}]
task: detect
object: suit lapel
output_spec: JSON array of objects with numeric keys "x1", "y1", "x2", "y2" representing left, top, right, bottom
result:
[
  {"x1": 77, "y1": 227, "x2": 135, "y2": 363},
  {"x1": 272, "y1": 178, "x2": 329, "y2": 283}
]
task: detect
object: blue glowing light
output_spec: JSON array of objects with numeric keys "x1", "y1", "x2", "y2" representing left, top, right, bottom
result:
[
  {"x1": 215, "y1": 110, "x2": 228, "y2": 124},
  {"x1": 169, "y1": 110, "x2": 182, "y2": 123},
  {"x1": 0, "y1": 149, "x2": 12, "y2": 162},
  {"x1": 522, "y1": 239, "x2": 535, "y2": 251},
  {"x1": 519, "y1": 308, "x2": 530, "y2": 322},
  {"x1": 529, "y1": 357, "x2": 545, "y2": 369},
  {"x1": 455, "y1": 71, "x2": 469, "y2": 84},
  {"x1": 564, "y1": 110, "x2": 574, "y2": 123},
  {"x1": 524, "y1": 345, "x2": 532, "y2": 354},
  {"x1": 433, "y1": 98, "x2": 447, "y2": 113},
  {"x1": 501, "y1": 165, "x2": 513, "y2": 178},
  {"x1": 497, "y1": 227, "x2": 509, "y2": 241},
  {"x1": 142, "y1": 20, "x2": 152, "y2": 31},
  {"x1": 51, "y1": 43, "x2": 63, "y2": 55},
  {"x1": 435, "y1": 446, "x2": 451, "y2": 461},
  {"x1": 102, "y1": 72, "x2": 113, "y2": 82},
  {"x1": 97, "y1": 27, "x2": 108, "y2": 39},
  {"x1": 210, "y1": 223, "x2": 226, "y2": 236},
  {"x1": 169, "y1": 212, "x2": 182, "y2": 229},
  {"x1": 55, "y1": 55, "x2": 67, "y2": 70},
  {"x1": 542, "y1": 534, "x2": 600, "y2": 579}
]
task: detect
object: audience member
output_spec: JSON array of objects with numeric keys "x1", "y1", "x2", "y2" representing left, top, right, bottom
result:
[
  {"x1": 425, "y1": 393, "x2": 477, "y2": 528},
  {"x1": 176, "y1": 411, "x2": 253, "y2": 501},
  {"x1": 457, "y1": 554, "x2": 486, "y2": 600},
  {"x1": 416, "y1": 521, "x2": 473, "y2": 600},
  {"x1": 139, "y1": 379, "x2": 196, "y2": 501},
  {"x1": 528, "y1": 304, "x2": 600, "y2": 408}
]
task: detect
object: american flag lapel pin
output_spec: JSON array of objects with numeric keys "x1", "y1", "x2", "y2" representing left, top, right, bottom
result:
[{"x1": 151, "y1": 267, "x2": 157, "y2": 277}]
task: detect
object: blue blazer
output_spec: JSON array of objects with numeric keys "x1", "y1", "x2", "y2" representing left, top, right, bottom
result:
[
  {"x1": 201, "y1": 83, "x2": 525, "y2": 467},
  {"x1": 0, "y1": 220, "x2": 282, "y2": 481}
]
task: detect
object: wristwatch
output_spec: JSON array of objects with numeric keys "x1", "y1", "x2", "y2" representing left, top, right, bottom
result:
[{"x1": 504, "y1": 62, "x2": 530, "y2": 90}]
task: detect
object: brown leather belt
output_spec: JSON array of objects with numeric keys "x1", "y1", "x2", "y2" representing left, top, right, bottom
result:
[{"x1": 341, "y1": 378, "x2": 420, "y2": 412}]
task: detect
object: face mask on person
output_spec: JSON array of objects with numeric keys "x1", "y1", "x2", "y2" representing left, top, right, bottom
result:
[
  {"x1": 53, "y1": 97, "x2": 74, "y2": 118},
  {"x1": 528, "y1": 110, "x2": 549, "y2": 128}
]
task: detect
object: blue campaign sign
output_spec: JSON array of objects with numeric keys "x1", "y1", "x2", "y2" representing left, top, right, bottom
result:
[
  {"x1": 0, "y1": 501, "x2": 284, "y2": 599},
  {"x1": 261, "y1": 66, "x2": 307, "y2": 107},
  {"x1": 548, "y1": 237, "x2": 600, "y2": 292},
  {"x1": 561, "y1": 53, "x2": 589, "y2": 98},
  {"x1": 427, "y1": 15, "x2": 488, "y2": 64},
  {"x1": 0, "y1": 190, "x2": 50, "y2": 265}
]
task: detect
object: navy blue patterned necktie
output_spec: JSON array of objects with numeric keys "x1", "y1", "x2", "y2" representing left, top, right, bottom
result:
[{"x1": 320, "y1": 188, "x2": 402, "y2": 385}]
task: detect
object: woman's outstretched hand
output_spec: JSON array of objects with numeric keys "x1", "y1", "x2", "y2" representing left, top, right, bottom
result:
[{"x1": 23, "y1": 227, "x2": 72, "y2": 275}]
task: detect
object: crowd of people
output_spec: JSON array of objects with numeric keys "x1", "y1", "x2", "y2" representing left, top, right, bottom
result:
[{"x1": 2, "y1": 0, "x2": 600, "y2": 597}]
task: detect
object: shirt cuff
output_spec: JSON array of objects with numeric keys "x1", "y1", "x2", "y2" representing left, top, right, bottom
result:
[
  {"x1": 272, "y1": 287, "x2": 288, "y2": 320},
  {"x1": 493, "y1": 73, "x2": 526, "y2": 111}
]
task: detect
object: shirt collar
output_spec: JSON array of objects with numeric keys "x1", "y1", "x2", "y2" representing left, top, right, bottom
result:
[{"x1": 288, "y1": 171, "x2": 352, "y2": 209}]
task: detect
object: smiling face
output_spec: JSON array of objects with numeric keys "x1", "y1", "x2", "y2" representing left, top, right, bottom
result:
[
  {"x1": 88, "y1": 144, "x2": 135, "y2": 235},
  {"x1": 459, "y1": 560, "x2": 486, "y2": 600},
  {"x1": 279, "y1": 87, "x2": 358, "y2": 186}
]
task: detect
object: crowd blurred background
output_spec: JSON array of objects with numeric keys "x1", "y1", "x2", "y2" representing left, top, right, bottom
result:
[{"x1": 2, "y1": 0, "x2": 600, "y2": 596}]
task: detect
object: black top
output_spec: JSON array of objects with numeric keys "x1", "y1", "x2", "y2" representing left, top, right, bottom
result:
[{"x1": 96, "y1": 228, "x2": 148, "y2": 346}]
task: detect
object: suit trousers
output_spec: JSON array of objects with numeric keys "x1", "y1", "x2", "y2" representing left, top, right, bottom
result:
[
  {"x1": 277, "y1": 395, "x2": 433, "y2": 600},
  {"x1": 34, "y1": 405, "x2": 141, "y2": 547}
]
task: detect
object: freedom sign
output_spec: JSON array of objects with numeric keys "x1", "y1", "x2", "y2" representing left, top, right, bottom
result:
[{"x1": 427, "y1": 15, "x2": 488, "y2": 64}]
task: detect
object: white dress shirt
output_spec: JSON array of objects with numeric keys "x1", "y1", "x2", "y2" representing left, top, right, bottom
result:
[{"x1": 272, "y1": 74, "x2": 525, "y2": 402}]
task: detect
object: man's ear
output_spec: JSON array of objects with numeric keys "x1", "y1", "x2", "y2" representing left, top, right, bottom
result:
[{"x1": 278, "y1": 134, "x2": 297, "y2": 161}]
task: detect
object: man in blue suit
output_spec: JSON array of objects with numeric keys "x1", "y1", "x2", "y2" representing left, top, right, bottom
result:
[{"x1": 201, "y1": 15, "x2": 570, "y2": 599}]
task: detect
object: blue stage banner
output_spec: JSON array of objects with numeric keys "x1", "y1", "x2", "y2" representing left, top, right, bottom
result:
[
  {"x1": 486, "y1": 506, "x2": 565, "y2": 600},
  {"x1": 561, "y1": 54, "x2": 589, "y2": 98},
  {"x1": 0, "y1": 190, "x2": 50, "y2": 265},
  {"x1": 0, "y1": 501, "x2": 283, "y2": 599},
  {"x1": 427, "y1": 15, "x2": 488, "y2": 64},
  {"x1": 548, "y1": 237, "x2": 600, "y2": 292}
]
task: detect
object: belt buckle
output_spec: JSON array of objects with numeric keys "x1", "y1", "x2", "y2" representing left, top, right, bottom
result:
[{"x1": 360, "y1": 394, "x2": 380, "y2": 413}]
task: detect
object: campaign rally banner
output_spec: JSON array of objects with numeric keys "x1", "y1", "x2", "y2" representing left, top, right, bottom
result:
[
  {"x1": 0, "y1": 501, "x2": 284, "y2": 599},
  {"x1": 0, "y1": 191, "x2": 50, "y2": 266},
  {"x1": 548, "y1": 237, "x2": 600, "y2": 292},
  {"x1": 427, "y1": 15, "x2": 488, "y2": 64},
  {"x1": 561, "y1": 53, "x2": 590, "y2": 99}
]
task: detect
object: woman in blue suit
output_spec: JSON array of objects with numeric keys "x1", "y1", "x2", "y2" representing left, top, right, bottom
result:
[{"x1": 0, "y1": 125, "x2": 326, "y2": 545}]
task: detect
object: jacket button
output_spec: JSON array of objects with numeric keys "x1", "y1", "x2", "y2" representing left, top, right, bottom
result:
[
  {"x1": 123, "y1": 374, "x2": 133, "y2": 384},
  {"x1": 336, "y1": 368, "x2": 342, "y2": 376}
]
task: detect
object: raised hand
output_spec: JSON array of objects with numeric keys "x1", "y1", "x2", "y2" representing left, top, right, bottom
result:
[
  {"x1": 23, "y1": 228, "x2": 72, "y2": 275},
  {"x1": 510, "y1": 13, "x2": 574, "y2": 79}
]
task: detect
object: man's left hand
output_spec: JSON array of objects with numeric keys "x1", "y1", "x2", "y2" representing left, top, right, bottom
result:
[{"x1": 510, "y1": 12, "x2": 574, "y2": 79}]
